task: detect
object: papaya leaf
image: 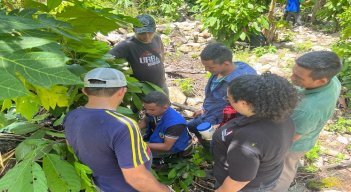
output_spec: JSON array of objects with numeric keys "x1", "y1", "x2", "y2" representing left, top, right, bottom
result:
[
  {"x1": 0, "y1": 70, "x2": 28, "y2": 99},
  {"x1": 3, "y1": 121, "x2": 40, "y2": 135},
  {"x1": 43, "y1": 154, "x2": 81, "y2": 192},
  {"x1": 0, "y1": 52, "x2": 82, "y2": 88},
  {"x1": 15, "y1": 138, "x2": 53, "y2": 161},
  {"x1": 0, "y1": 160, "x2": 48, "y2": 192}
]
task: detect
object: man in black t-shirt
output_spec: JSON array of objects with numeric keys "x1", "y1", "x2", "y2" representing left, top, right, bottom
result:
[{"x1": 108, "y1": 14, "x2": 168, "y2": 94}]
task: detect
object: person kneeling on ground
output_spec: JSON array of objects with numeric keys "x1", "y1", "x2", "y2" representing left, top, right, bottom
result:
[
  {"x1": 212, "y1": 72, "x2": 298, "y2": 192},
  {"x1": 138, "y1": 91, "x2": 192, "y2": 158}
]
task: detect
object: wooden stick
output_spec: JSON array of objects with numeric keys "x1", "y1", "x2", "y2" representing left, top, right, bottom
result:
[{"x1": 172, "y1": 102, "x2": 198, "y2": 112}]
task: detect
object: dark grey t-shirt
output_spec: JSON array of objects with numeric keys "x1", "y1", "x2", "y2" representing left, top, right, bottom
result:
[
  {"x1": 212, "y1": 116, "x2": 295, "y2": 190},
  {"x1": 108, "y1": 35, "x2": 165, "y2": 87}
]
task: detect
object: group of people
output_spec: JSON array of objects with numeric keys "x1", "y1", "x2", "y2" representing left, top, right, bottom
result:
[{"x1": 63, "y1": 14, "x2": 342, "y2": 192}]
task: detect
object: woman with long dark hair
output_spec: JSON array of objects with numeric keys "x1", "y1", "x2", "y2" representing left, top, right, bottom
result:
[{"x1": 212, "y1": 72, "x2": 299, "y2": 192}]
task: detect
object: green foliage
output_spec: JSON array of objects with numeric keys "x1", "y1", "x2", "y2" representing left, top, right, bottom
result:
[
  {"x1": 333, "y1": 6, "x2": 351, "y2": 101},
  {"x1": 294, "y1": 41, "x2": 313, "y2": 52},
  {"x1": 252, "y1": 45, "x2": 277, "y2": 57},
  {"x1": 155, "y1": 147, "x2": 209, "y2": 191},
  {"x1": 233, "y1": 48, "x2": 251, "y2": 63},
  {"x1": 300, "y1": 165, "x2": 318, "y2": 173},
  {"x1": 197, "y1": 0, "x2": 269, "y2": 46},
  {"x1": 305, "y1": 144, "x2": 321, "y2": 163},
  {"x1": 325, "y1": 117, "x2": 351, "y2": 134},
  {"x1": 0, "y1": 0, "x2": 163, "y2": 191},
  {"x1": 0, "y1": 160, "x2": 48, "y2": 192},
  {"x1": 307, "y1": 177, "x2": 340, "y2": 190},
  {"x1": 174, "y1": 78, "x2": 194, "y2": 96},
  {"x1": 317, "y1": 0, "x2": 351, "y2": 31}
]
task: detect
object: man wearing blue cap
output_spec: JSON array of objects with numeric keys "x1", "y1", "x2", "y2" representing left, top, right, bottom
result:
[
  {"x1": 109, "y1": 14, "x2": 168, "y2": 94},
  {"x1": 64, "y1": 68, "x2": 172, "y2": 192}
]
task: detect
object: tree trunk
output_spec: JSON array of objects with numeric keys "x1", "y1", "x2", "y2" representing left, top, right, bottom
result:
[
  {"x1": 311, "y1": 0, "x2": 326, "y2": 23},
  {"x1": 263, "y1": 0, "x2": 277, "y2": 43}
]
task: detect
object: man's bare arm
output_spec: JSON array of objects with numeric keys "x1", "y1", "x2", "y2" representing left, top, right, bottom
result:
[
  {"x1": 215, "y1": 176, "x2": 250, "y2": 192},
  {"x1": 122, "y1": 164, "x2": 169, "y2": 192},
  {"x1": 148, "y1": 137, "x2": 177, "y2": 151}
]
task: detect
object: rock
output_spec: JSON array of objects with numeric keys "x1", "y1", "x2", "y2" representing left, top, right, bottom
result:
[
  {"x1": 106, "y1": 32, "x2": 125, "y2": 45},
  {"x1": 168, "y1": 86, "x2": 187, "y2": 104},
  {"x1": 178, "y1": 43, "x2": 202, "y2": 54},
  {"x1": 199, "y1": 30, "x2": 211, "y2": 39},
  {"x1": 186, "y1": 97, "x2": 203, "y2": 106},
  {"x1": 259, "y1": 64, "x2": 273, "y2": 72},
  {"x1": 95, "y1": 32, "x2": 110, "y2": 44},
  {"x1": 311, "y1": 45, "x2": 328, "y2": 51},
  {"x1": 258, "y1": 53, "x2": 279, "y2": 64},
  {"x1": 117, "y1": 28, "x2": 128, "y2": 35},
  {"x1": 178, "y1": 44, "x2": 192, "y2": 54},
  {"x1": 182, "y1": 110, "x2": 194, "y2": 118},
  {"x1": 337, "y1": 136, "x2": 349, "y2": 145}
]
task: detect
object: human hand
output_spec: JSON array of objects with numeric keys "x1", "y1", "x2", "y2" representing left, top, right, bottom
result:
[
  {"x1": 213, "y1": 124, "x2": 220, "y2": 130},
  {"x1": 138, "y1": 118, "x2": 147, "y2": 129},
  {"x1": 193, "y1": 109, "x2": 204, "y2": 117}
]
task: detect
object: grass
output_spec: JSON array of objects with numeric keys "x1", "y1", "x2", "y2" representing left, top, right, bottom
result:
[
  {"x1": 252, "y1": 45, "x2": 277, "y2": 57},
  {"x1": 174, "y1": 78, "x2": 194, "y2": 96},
  {"x1": 305, "y1": 144, "x2": 321, "y2": 163},
  {"x1": 233, "y1": 48, "x2": 251, "y2": 63},
  {"x1": 294, "y1": 41, "x2": 313, "y2": 52},
  {"x1": 306, "y1": 177, "x2": 341, "y2": 190},
  {"x1": 325, "y1": 117, "x2": 351, "y2": 134}
]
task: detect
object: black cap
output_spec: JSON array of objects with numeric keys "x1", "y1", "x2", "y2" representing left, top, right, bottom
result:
[{"x1": 134, "y1": 14, "x2": 156, "y2": 34}]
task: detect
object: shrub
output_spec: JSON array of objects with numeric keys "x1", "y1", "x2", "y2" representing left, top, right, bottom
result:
[{"x1": 197, "y1": 0, "x2": 269, "y2": 46}]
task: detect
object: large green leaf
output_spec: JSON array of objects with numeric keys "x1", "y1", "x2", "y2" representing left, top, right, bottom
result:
[
  {"x1": 0, "y1": 160, "x2": 48, "y2": 192},
  {"x1": 0, "y1": 52, "x2": 82, "y2": 88},
  {"x1": 0, "y1": 35, "x2": 55, "y2": 54},
  {"x1": 0, "y1": 70, "x2": 28, "y2": 99},
  {"x1": 2, "y1": 121, "x2": 40, "y2": 135},
  {"x1": 0, "y1": 13, "x2": 44, "y2": 33},
  {"x1": 47, "y1": 0, "x2": 63, "y2": 11},
  {"x1": 43, "y1": 154, "x2": 81, "y2": 192},
  {"x1": 15, "y1": 138, "x2": 53, "y2": 161}
]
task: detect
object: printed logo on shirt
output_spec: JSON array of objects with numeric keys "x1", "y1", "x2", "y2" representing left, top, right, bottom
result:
[
  {"x1": 139, "y1": 51, "x2": 161, "y2": 66},
  {"x1": 221, "y1": 127, "x2": 233, "y2": 142}
]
